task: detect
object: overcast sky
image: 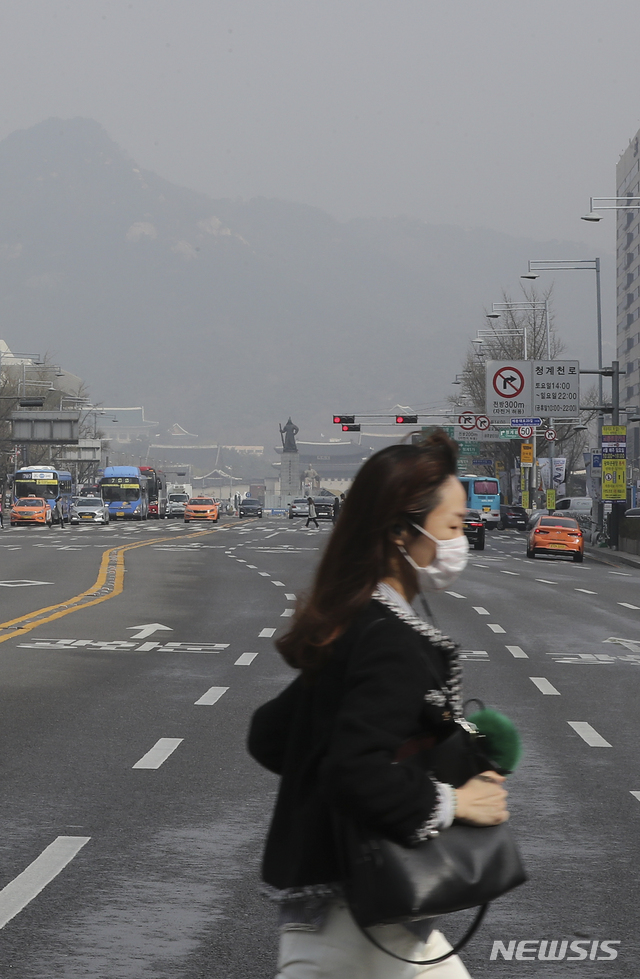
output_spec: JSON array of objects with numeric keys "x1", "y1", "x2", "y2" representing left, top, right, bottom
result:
[{"x1": 0, "y1": 0, "x2": 636, "y2": 254}]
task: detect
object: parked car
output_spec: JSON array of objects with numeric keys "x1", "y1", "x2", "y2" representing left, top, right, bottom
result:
[
  {"x1": 526, "y1": 515, "x2": 584, "y2": 562},
  {"x1": 184, "y1": 498, "x2": 219, "y2": 523},
  {"x1": 238, "y1": 498, "x2": 263, "y2": 518},
  {"x1": 289, "y1": 498, "x2": 310, "y2": 519},
  {"x1": 463, "y1": 509, "x2": 485, "y2": 550},
  {"x1": 526, "y1": 510, "x2": 546, "y2": 531},
  {"x1": 554, "y1": 497, "x2": 592, "y2": 512},
  {"x1": 69, "y1": 497, "x2": 110, "y2": 525},
  {"x1": 498, "y1": 504, "x2": 528, "y2": 530}
]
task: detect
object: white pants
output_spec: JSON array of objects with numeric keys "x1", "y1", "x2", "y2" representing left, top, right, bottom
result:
[{"x1": 276, "y1": 900, "x2": 473, "y2": 978}]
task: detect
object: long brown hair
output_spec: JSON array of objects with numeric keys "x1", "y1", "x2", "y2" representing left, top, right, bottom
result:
[{"x1": 276, "y1": 429, "x2": 458, "y2": 673}]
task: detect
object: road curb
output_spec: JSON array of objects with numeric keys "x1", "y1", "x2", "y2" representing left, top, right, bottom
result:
[{"x1": 584, "y1": 544, "x2": 640, "y2": 569}]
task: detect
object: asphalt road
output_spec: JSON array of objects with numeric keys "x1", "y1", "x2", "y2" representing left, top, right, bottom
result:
[{"x1": 0, "y1": 516, "x2": 638, "y2": 977}]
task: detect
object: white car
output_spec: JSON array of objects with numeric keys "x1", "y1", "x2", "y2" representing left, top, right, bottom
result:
[{"x1": 69, "y1": 497, "x2": 110, "y2": 525}]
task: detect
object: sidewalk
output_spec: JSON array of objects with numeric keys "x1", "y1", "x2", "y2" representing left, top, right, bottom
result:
[{"x1": 584, "y1": 543, "x2": 640, "y2": 570}]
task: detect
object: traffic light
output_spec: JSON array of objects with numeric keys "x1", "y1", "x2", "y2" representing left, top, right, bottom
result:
[
  {"x1": 333, "y1": 414, "x2": 355, "y2": 425},
  {"x1": 342, "y1": 424, "x2": 361, "y2": 432},
  {"x1": 395, "y1": 414, "x2": 418, "y2": 424}
]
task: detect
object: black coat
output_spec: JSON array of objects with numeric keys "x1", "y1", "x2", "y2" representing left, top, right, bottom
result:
[{"x1": 247, "y1": 600, "x2": 460, "y2": 892}]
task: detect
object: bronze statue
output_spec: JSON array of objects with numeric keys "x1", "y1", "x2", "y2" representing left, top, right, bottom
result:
[{"x1": 279, "y1": 417, "x2": 299, "y2": 453}]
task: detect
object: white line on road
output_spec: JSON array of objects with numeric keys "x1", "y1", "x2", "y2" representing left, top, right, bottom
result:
[
  {"x1": 259, "y1": 628, "x2": 276, "y2": 638},
  {"x1": 575, "y1": 588, "x2": 597, "y2": 594},
  {"x1": 259, "y1": 571, "x2": 271, "y2": 577},
  {"x1": 132, "y1": 738, "x2": 183, "y2": 769},
  {"x1": 236, "y1": 559, "x2": 246, "y2": 563},
  {"x1": 618, "y1": 602, "x2": 640, "y2": 610},
  {"x1": 609, "y1": 571, "x2": 632, "y2": 576},
  {"x1": 473, "y1": 564, "x2": 488, "y2": 568},
  {"x1": 630, "y1": 791, "x2": 640, "y2": 803},
  {"x1": 246, "y1": 565, "x2": 257, "y2": 569},
  {"x1": 445, "y1": 591, "x2": 466, "y2": 599},
  {"x1": 500, "y1": 570, "x2": 519, "y2": 576},
  {"x1": 281, "y1": 608, "x2": 294, "y2": 617},
  {"x1": 272, "y1": 581, "x2": 285, "y2": 586},
  {"x1": 506, "y1": 645, "x2": 528, "y2": 658},
  {"x1": 530, "y1": 677, "x2": 561, "y2": 695},
  {"x1": 235, "y1": 652, "x2": 258, "y2": 665},
  {"x1": 472, "y1": 607, "x2": 490, "y2": 615},
  {"x1": 567, "y1": 722, "x2": 612, "y2": 747},
  {"x1": 0, "y1": 836, "x2": 91, "y2": 930},
  {"x1": 194, "y1": 686, "x2": 229, "y2": 706},
  {"x1": 487, "y1": 624, "x2": 506, "y2": 633},
  {"x1": 285, "y1": 593, "x2": 296, "y2": 600},
  {"x1": 535, "y1": 579, "x2": 556, "y2": 584}
]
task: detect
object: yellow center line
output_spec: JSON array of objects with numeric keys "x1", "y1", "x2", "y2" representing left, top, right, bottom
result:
[{"x1": 0, "y1": 526, "x2": 223, "y2": 644}]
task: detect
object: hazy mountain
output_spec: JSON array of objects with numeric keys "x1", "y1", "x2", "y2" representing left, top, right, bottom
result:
[{"x1": 0, "y1": 118, "x2": 612, "y2": 446}]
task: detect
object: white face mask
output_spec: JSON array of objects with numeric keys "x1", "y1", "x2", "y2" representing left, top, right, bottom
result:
[{"x1": 400, "y1": 522, "x2": 469, "y2": 591}]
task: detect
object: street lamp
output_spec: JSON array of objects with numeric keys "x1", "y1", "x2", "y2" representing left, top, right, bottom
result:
[
  {"x1": 488, "y1": 300, "x2": 550, "y2": 359},
  {"x1": 581, "y1": 197, "x2": 640, "y2": 222}
]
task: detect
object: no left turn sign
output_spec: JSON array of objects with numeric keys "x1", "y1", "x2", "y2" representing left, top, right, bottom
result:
[
  {"x1": 493, "y1": 365, "x2": 525, "y2": 399},
  {"x1": 545, "y1": 429, "x2": 557, "y2": 441}
]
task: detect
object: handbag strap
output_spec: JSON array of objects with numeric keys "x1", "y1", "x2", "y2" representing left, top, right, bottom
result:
[{"x1": 355, "y1": 903, "x2": 488, "y2": 965}]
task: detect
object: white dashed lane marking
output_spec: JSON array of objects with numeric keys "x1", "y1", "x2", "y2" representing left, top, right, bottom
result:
[
  {"x1": 445, "y1": 591, "x2": 466, "y2": 599},
  {"x1": 487, "y1": 624, "x2": 506, "y2": 634},
  {"x1": 259, "y1": 572, "x2": 271, "y2": 577},
  {"x1": 272, "y1": 581, "x2": 285, "y2": 586},
  {"x1": 259, "y1": 628, "x2": 276, "y2": 638},
  {"x1": 575, "y1": 589, "x2": 597, "y2": 595},
  {"x1": 500, "y1": 570, "x2": 519, "y2": 576},
  {"x1": 0, "y1": 836, "x2": 91, "y2": 931},
  {"x1": 619, "y1": 603, "x2": 640, "y2": 610},
  {"x1": 567, "y1": 722, "x2": 612, "y2": 747},
  {"x1": 535, "y1": 579, "x2": 556, "y2": 584},
  {"x1": 285, "y1": 593, "x2": 296, "y2": 601},
  {"x1": 235, "y1": 653, "x2": 258, "y2": 666},
  {"x1": 472, "y1": 607, "x2": 489, "y2": 615},
  {"x1": 132, "y1": 738, "x2": 183, "y2": 769},
  {"x1": 506, "y1": 645, "x2": 529, "y2": 658},
  {"x1": 281, "y1": 609, "x2": 294, "y2": 617},
  {"x1": 529, "y1": 677, "x2": 561, "y2": 695},
  {"x1": 194, "y1": 686, "x2": 229, "y2": 706}
]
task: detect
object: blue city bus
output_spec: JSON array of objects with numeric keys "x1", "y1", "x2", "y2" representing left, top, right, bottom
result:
[
  {"x1": 99, "y1": 466, "x2": 149, "y2": 520},
  {"x1": 459, "y1": 474, "x2": 501, "y2": 529},
  {"x1": 13, "y1": 466, "x2": 73, "y2": 523}
]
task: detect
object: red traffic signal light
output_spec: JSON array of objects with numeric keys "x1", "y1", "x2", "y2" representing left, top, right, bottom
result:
[
  {"x1": 342, "y1": 424, "x2": 361, "y2": 432},
  {"x1": 333, "y1": 414, "x2": 355, "y2": 425},
  {"x1": 395, "y1": 414, "x2": 418, "y2": 424}
]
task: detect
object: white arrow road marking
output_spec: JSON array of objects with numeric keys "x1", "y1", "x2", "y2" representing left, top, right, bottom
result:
[
  {"x1": 194, "y1": 686, "x2": 229, "y2": 706},
  {"x1": 0, "y1": 579, "x2": 53, "y2": 587},
  {"x1": 0, "y1": 836, "x2": 91, "y2": 930},
  {"x1": 567, "y1": 722, "x2": 612, "y2": 747},
  {"x1": 132, "y1": 738, "x2": 183, "y2": 769},
  {"x1": 127, "y1": 623, "x2": 173, "y2": 640},
  {"x1": 235, "y1": 653, "x2": 258, "y2": 665},
  {"x1": 506, "y1": 645, "x2": 529, "y2": 658},
  {"x1": 530, "y1": 677, "x2": 561, "y2": 695}
]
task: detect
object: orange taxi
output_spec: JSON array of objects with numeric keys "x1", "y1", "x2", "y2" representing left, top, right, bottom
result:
[
  {"x1": 184, "y1": 497, "x2": 219, "y2": 523},
  {"x1": 10, "y1": 496, "x2": 53, "y2": 527},
  {"x1": 526, "y1": 515, "x2": 583, "y2": 562}
]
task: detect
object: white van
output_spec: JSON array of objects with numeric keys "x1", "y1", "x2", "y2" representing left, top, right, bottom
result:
[{"x1": 554, "y1": 498, "x2": 592, "y2": 512}]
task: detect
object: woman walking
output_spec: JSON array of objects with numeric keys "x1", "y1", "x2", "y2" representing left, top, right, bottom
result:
[
  {"x1": 248, "y1": 432, "x2": 509, "y2": 977},
  {"x1": 305, "y1": 496, "x2": 319, "y2": 529}
]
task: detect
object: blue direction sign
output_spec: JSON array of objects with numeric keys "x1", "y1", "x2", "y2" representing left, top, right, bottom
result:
[
  {"x1": 510, "y1": 417, "x2": 542, "y2": 426},
  {"x1": 472, "y1": 458, "x2": 493, "y2": 467}
]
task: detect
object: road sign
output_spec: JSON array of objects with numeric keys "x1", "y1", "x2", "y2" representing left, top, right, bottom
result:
[
  {"x1": 511, "y1": 417, "x2": 542, "y2": 426},
  {"x1": 472, "y1": 458, "x2": 493, "y2": 466},
  {"x1": 592, "y1": 453, "x2": 602, "y2": 471},
  {"x1": 532, "y1": 361, "x2": 580, "y2": 420},
  {"x1": 545, "y1": 428, "x2": 557, "y2": 442},
  {"x1": 546, "y1": 489, "x2": 556, "y2": 511},
  {"x1": 486, "y1": 361, "x2": 532, "y2": 423},
  {"x1": 522, "y1": 490, "x2": 530, "y2": 508},
  {"x1": 499, "y1": 428, "x2": 520, "y2": 439},
  {"x1": 458, "y1": 413, "x2": 476, "y2": 430},
  {"x1": 518, "y1": 426, "x2": 533, "y2": 439},
  {"x1": 521, "y1": 443, "x2": 534, "y2": 466},
  {"x1": 602, "y1": 459, "x2": 626, "y2": 501},
  {"x1": 475, "y1": 415, "x2": 490, "y2": 431},
  {"x1": 492, "y1": 365, "x2": 526, "y2": 399}
]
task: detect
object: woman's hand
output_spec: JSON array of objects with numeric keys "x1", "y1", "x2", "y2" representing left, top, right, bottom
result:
[{"x1": 454, "y1": 771, "x2": 509, "y2": 825}]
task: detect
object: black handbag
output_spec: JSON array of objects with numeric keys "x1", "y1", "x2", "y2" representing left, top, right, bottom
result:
[{"x1": 338, "y1": 726, "x2": 527, "y2": 965}]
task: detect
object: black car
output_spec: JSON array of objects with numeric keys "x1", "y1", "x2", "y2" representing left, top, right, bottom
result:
[
  {"x1": 498, "y1": 504, "x2": 528, "y2": 530},
  {"x1": 313, "y1": 497, "x2": 334, "y2": 520},
  {"x1": 238, "y1": 499, "x2": 263, "y2": 518},
  {"x1": 463, "y1": 509, "x2": 485, "y2": 550}
]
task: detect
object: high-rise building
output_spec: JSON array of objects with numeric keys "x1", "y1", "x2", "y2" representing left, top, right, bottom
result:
[{"x1": 616, "y1": 131, "x2": 640, "y2": 469}]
